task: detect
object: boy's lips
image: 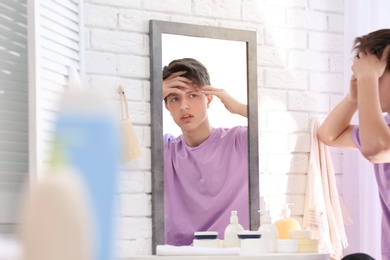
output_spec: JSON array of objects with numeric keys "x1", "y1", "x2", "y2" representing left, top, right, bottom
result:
[{"x1": 181, "y1": 114, "x2": 193, "y2": 121}]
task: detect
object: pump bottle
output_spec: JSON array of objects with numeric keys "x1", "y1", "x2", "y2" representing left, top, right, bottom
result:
[
  {"x1": 274, "y1": 204, "x2": 301, "y2": 239},
  {"x1": 224, "y1": 211, "x2": 244, "y2": 248},
  {"x1": 258, "y1": 210, "x2": 279, "y2": 252}
]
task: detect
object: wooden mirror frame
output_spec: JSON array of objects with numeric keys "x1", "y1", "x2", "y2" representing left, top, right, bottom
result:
[{"x1": 149, "y1": 20, "x2": 259, "y2": 253}]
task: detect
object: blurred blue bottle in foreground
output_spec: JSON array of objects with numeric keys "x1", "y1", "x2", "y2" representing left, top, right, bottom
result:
[{"x1": 54, "y1": 68, "x2": 119, "y2": 260}]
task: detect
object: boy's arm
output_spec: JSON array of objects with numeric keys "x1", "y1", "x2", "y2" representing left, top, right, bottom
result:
[
  {"x1": 317, "y1": 91, "x2": 358, "y2": 149},
  {"x1": 353, "y1": 47, "x2": 390, "y2": 163},
  {"x1": 199, "y1": 86, "x2": 247, "y2": 118}
]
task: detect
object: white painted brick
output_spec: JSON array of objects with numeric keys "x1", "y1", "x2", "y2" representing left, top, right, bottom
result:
[
  {"x1": 127, "y1": 101, "x2": 150, "y2": 124},
  {"x1": 118, "y1": 194, "x2": 151, "y2": 217},
  {"x1": 243, "y1": 4, "x2": 286, "y2": 26},
  {"x1": 288, "y1": 133, "x2": 311, "y2": 153},
  {"x1": 118, "y1": 9, "x2": 149, "y2": 33},
  {"x1": 259, "y1": 132, "x2": 288, "y2": 154},
  {"x1": 87, "y1": 0, "x2": 142, "y2": 9},
  {"x1": 115, "y1": 217, "x2": 152, "y2": 239},
  {"x1": 115, "y1": 238, "x2": 152, "y2": 257},
  {"x1": 328, "y1": 14, "x2": 344, "y2": 33},
  {"x1": 266, "y1": 111, "x2": 309, "y2": 132},
  {"x1": 117, "y1": 171, "x2": 147, "y2": 194},
  {"x1": 329, "y1": 53, "x2": 344, "y2": 72},
  {"x1": 288, "y1": 91, "x2": 329, "y2": 112},
  {"x1": 84, "y1": 4, "x2": 117, "y2": 29},
  {"x1": 85, "y1": 51, "x2": 117, "y2": 75},
  {"x1": 260, "y1": 153, "x2": 308, "y2": 174},
  {"x1": 288, "y1": 174, "x2": 307, "y2": 194},
  {"x1": 194, "y1": 0, "x2": 241, "y2": 19},
  {"x1": 265, "y1": 27, "x2": 307, "y2": 49},
  {"x1": 286, "y1": 8, "x2": 327, "y2": 31},
  {"x1": 144, "y1": 171, "x2": 152, "y2": 193},
  {"x1": 143, "y1": 80, "x2": 150, "y2": 102},
  {"x1": 169, "y1": 16, "x2": 220, "y2": 28},
  {"x1": 87, "y1": 76, "x2": 144, "y2": 101},
  {"x1": 309, "y1": 0, "x2": 344, "y2": 13},
  {"x1": 288, "y1": 50, "x2": 329, "y2": 71},
  {"x1": 264, "y1": 194, "x2": 305, "y2": 216},
  {"x1": 261, "y1": 0, "x2": 308, "y2": 8},
  {"x1": 257, "y1": 67, "x2": 265, "y2": 88},
  {"x1": 143, "y1": 126, "x2": 151, "y2": 148},
  {"x1": 241, "y1": 1, "x2": 265, "y2": 23},
  {"x1": 117, "y1": 55, "x2": 150, "y2": 79},
  {"x1": 143, "y1": 0, "x2": 192, "y2": 14},
  {"x1": 258, "y1": 46, "x2": 288, "y2": 67},
  {"x1": 288, "y1": 194, "x2": 305, "y2": 216},
  {"x1": 309, "y1": 72, "x2": 343, "y2": 93},
  {"x1": 265, "y1": 68, "x2": 308, "y2": 90},
  {"x1": 290, "y1": 154, "x2": 309, "y2": 174},
  {"x1": 258, "y1": 89, "x2": 287, "y2": 111},
  {"x1": 120, "y1": 147, "x2": 151, "y2": 171},
  {"x1": 260, "y1": 175, "x2": 283, "y2": 195},
  {"x1": 309, "y1": 32, "x2": 343, "y2": 52},
  {"x1": 91, "y1": 29, "x2": 148, "y2": 56}
]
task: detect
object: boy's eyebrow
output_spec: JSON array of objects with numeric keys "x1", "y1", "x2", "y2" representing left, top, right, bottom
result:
[{"x1": 185, "y1": 89, "x2": 201, "y2": 94}]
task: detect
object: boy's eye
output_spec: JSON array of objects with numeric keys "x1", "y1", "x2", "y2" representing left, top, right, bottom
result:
[
  {"x1": 170, "y1": 97, "x2": 178, "y2": 102},
  {"x1": 189, "y1": 94, "x2": 197, "y2": 98}
]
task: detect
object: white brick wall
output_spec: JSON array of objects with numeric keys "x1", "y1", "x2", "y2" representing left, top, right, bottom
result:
[{"x1": 84, "y1": 0, "x2": 345, "y2": 256}]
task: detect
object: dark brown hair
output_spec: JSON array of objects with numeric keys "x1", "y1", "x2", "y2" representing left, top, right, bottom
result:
[
  {"x1": 353, "y1": 28, "x2": 390, "y2": 71},
  {"x1": 162, "y1": 58, "x2": 211, "y2": 86}
]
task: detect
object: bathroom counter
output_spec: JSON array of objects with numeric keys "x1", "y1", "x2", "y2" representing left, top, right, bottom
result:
[{"x1": 123, "y1": 253, "x2": 330, "y2": 260}]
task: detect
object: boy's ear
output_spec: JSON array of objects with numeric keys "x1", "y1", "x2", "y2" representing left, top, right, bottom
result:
[
  {"x1": 207, "y1": 94, "x2": 213, "y2": 105},
  {"x1": 164, "y1": 102, "x2": 170, "y2": 111}
]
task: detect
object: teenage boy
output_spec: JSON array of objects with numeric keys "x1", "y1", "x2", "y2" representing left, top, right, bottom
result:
[
  {"x1": 162, "y1": 58, "x2": 249, "y2": 246},
  {"x1": 318, "y1": 29, "x2": 390, "y2": 259}
]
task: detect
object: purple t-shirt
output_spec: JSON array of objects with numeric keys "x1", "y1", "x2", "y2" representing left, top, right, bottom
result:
[
  {"x1": 352, "y1": 115, "x2": 390, "y2": 259},
  {"x1": 163, "y1": 126, "x2": 249, "y2": 246}
]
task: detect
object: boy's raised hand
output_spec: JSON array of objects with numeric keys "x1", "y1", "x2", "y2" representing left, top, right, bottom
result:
[
  {"x1": 200, "y1": 85, "x2": 247, "y2": 117},
  {"x1": 352, "y1": 45, "x2": 390, "y2": 80},
  {"x1": 163, "y1": 71, "x2": 193, "y2": 100}
]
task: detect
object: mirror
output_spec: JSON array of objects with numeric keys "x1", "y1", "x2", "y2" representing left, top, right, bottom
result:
[{"x1": 150, "y1": 20, "x2": 259, "y2": 252}]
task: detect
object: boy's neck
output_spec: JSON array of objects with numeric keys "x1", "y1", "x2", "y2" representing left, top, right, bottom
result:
[{"x1": 182, "y1": 122, "x2": 213, "y2": 147}]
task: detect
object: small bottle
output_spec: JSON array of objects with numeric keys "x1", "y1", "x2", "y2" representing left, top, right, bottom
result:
[
  {"x1": 224, "y1": 211, "x2": 244, "y2": 248},
  {"x1": 258, "y1": 210, "x2": 279, "y2": 252},
  {"x1": 274, "y1": 204, "x2": 301, "y2": 239}
]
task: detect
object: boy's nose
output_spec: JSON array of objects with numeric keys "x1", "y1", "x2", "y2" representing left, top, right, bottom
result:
[{"x1": 180, "y1": 100, "x2": 190, "y2": 110}]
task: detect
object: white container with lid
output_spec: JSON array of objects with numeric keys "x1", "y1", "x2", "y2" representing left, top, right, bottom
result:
[
  {"x1": 237, "y1": 231, "x2": 268, "y2": 255},
  {"x1": 193, "y1": 231, "x2": 220, "y2": 248},
  {"x1": 276, "y1": 239, "x2": 298, "y2": 253}
]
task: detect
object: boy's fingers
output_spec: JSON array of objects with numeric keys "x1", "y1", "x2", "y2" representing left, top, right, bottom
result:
[{"x1": 382, "y1": 45, "x2": 390, "y2": 61}]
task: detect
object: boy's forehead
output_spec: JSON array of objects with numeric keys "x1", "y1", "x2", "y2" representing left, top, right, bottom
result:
[{"x1": 175, "y1": 83, "x2": 199, "y2": 93}]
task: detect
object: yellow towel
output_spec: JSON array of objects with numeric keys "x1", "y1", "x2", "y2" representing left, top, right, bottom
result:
[{"x1": 303, "y1": 118, "x2": 352, "y2": 260}]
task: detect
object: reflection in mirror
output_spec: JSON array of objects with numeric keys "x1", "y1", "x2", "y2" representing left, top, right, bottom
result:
[
  {"x1": 162, "y1": 35, "x2": 247, "y2": 136},
  {"x1": 150, "y1": 20, "x2": 259, "y2": 252}
]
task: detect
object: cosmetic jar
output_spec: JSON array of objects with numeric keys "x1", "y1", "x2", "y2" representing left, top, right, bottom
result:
[
  {"x1": 288, "y1": 229, "x2": 318, "y2": 253},
  {"x1": 193, "y1": 231, "x2": 220, "y2": 248},
  {"x1": 276, "y1": 239, "x2": 298, "y2": 253},
  {"x1": 237, "y1": 231, "x2": 268, "y2": 255}
]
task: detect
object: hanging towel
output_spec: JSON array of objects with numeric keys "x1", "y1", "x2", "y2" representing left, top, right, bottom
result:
[{"x1": 303, "y1": 118, "x2": 351, "y2": 260}]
